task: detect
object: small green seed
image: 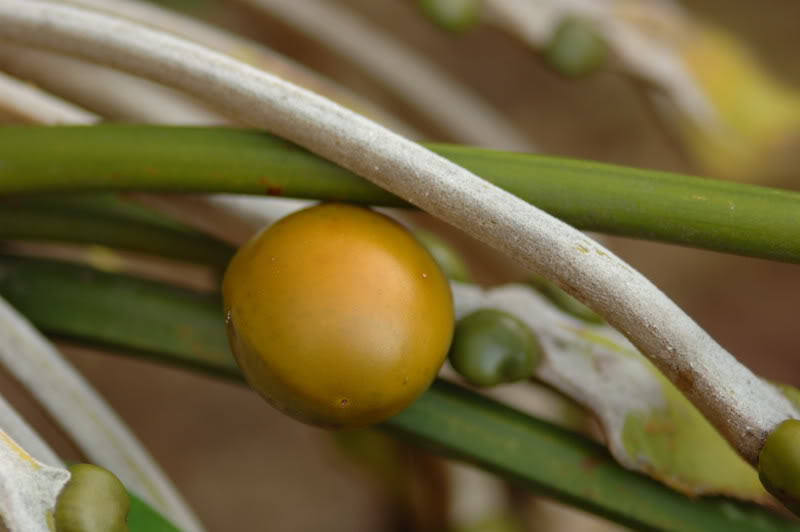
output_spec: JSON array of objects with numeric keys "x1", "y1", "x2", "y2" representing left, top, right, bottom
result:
[
  {"x1": 414, "y1": 229, "x2": 473, "y2": 283},
  {"x1": 528, "y1": 274, "x2": 604, "y2": 324},
  {"x1": 55, "y1": 464, "x2": 130, "y2": 532},
  {"x1": 417, "y1": 0, "x2": 481, "y2": 33},
  {"x1": 758, "y1": 419, "x2": 800, "y2": 516},
  {"x1": 449, "y1": 309, "x2": 539, "y2": 387},
  {"x1": 544, "y1": 17, "x2": 608, "y2": 78}
]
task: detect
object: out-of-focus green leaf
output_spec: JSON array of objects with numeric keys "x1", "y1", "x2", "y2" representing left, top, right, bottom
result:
[
  {"x1": 0, "y1": 255, "x2": 797, "y2": 531},
  {"x1": 0, "y1": 197, "x2": 232, "y2": 269}
]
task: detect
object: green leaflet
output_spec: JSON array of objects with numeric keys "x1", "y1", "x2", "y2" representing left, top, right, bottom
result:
[{"x1": 0, "y1": 254, "x2": 796, "y2": 531}]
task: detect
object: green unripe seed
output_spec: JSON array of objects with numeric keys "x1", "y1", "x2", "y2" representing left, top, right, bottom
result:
[
  {"x1": 758, "y1": 419, "x2": 800, "y2": 516},
  {"x1": 55, "y1": 464, "x2": 130, "y2": 532},
  {"x1": 417, "y1": 0, "x2": 481, "y2": 33},
  {"x1": 414, "y1": 229, "x2": 473, "y2": 283},
  {"x1": 544, "y1": 17, "x2": 608, "y2": 78},
  {"x1": 528, "y1": 274, "x2": 604, "y2": 324},
  {"x1": 449, "y1": 309, "x2": 539, "y2": 387}
]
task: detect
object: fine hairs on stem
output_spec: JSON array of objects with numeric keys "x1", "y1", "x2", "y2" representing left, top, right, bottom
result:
[{"x1": 0, "y1": 1, "x2": 795, "y2": 466}]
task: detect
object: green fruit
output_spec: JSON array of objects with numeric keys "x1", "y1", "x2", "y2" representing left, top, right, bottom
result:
[
  {"x1": 449, "y1": 309, "x2": 539, "y2": 387},
  {"x1": 544, "y1": 17, "x2": 608, "y2": 78},
  {"x1": 528, "y1": 274, "x2": 604, "y2": 324},
  {"x1": 55, "y1": 464, "x2": 130, "y2": 532},
  {"x1": 418, "y1": 0, "x2": 481, "y2": 33},
  {"x1": 758, "y1": 419, "x2": 800, "y2": 516},
  {"x1": 414, "y1": 229, "x2": 473, "y2": 283}
]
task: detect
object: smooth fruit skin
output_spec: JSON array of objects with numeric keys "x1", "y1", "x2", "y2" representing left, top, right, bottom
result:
[
  {"x1": 223, "y1": 203, "x2": 454, "y2": 429},
  {"x1": 449, "y1": 309, "x2": 539, "y2": 387},
  {"x1": 54, "y1": 464, "x2": 130, "y2": 532},
  {"x1": 758, "y1": 419, "x2": 800, "y2": 515}
]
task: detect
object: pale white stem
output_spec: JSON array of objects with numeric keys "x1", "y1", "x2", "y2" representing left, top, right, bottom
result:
[
  {"x1": 0, "y1": 0, "x2": 793, "y2": 464},
  {"x1": 0, "y1": 71, "x2": 97, "y2": 124},
  {"x1": 51, "y1": 0, "x2": 417, "y2": 136},
  {"x1": 0, "y1": 45, "x2": 230, "y2": 124},
  {"x1": 0, "y1": 298, "x2": 204, "y2": 531},
  {"x1": 236, "y1": 0, "x2": 534, "y2": 150},
  {"x1": 0, "y1": 395, "x2": 61, "y2": 468},
  {"x1": 0, "y1": 51, "x2": 204, "y2": 532}
]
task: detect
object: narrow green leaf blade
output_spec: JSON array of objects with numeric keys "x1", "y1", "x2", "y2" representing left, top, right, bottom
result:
[
  {"x1": 0, "y1": 255, "x2": 238, "y2": 378},
  {"x1": 2, "y1": 125, "x2": 800, "y2": 263},
  {"x1": 0, "y1": 254, "x2": 796, "y2": 531},
  {"x1": 388, "y1": 381, "x2": 798, "y2": 532},
  {"x1": 0, "y1": 201, "x2": 232, "y2": 269}
]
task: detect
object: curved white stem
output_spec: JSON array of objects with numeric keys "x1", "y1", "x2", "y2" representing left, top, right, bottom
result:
[
  {"x1": 0, "y1": 299, "x2": 203, "y2": 531},
  {"x1": 0, "y1": 45, "x2": 230, "y2": 124},
  {"x1": 0, "y1": 71, "x2": 97, "y2": 124},
  {"x1": 0, "y1": 0, "x2": 793, "y2": 464},
  {"x1": 236, "y1": 0, "x2": 534, "y2": 150},
  {"x1": 0, "y1": 395, "x2": 61, "y2": 467},
  {"x1": 48, "y1": 0, "x2": 417, "y2": 136}
]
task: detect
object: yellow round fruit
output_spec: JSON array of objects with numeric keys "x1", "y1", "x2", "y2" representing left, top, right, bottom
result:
[{"x1": 222, "y1": 203, "x2": 454, "y2": 429}]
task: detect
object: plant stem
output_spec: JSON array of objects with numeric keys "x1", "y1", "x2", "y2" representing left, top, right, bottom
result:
[
  {"x1": 0, "y1": 1, "x2": 794, "y2": 464},
  {"x1": 235, "y1": 0, "x2": 533, "y2": 149},
  {"x1": 60, "y1": 0, "x2": 417, "y2": 134},
  {"x1": 4, "y1": 125, "x2": 800, "y2": 264}
]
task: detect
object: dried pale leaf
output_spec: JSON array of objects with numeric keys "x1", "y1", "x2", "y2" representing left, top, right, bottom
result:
[
  {"x1": 452, "y1": 283, "x2": 771, "y2": 503},
  {"x1": 0, "y1": 429, "x2": 70, "y2": 532}
]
